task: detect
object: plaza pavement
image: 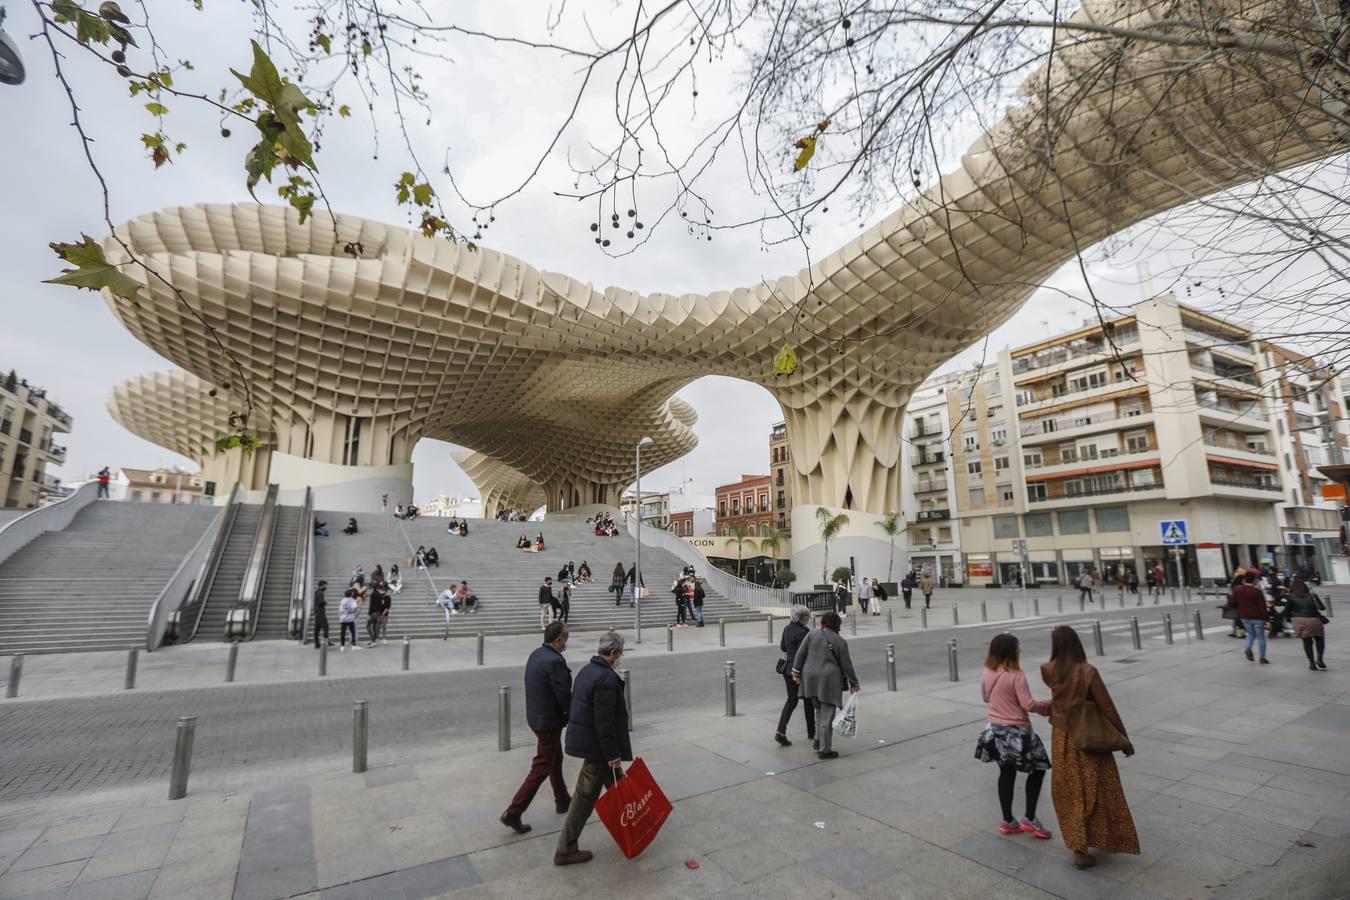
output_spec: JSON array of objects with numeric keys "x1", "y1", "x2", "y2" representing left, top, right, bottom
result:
[{"x1": 0, "y1": 592, "x2": 1347, "y2": 899}]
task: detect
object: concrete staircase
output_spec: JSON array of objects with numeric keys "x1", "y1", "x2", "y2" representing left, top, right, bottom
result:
[
  {"x1": 193, "y1": 505, "x2": 261, "y2": 642},
  {"x1": 255, "y1": 504, "x2": 302, "y2": 640},
  {"x1": 0, "y1": 501, "x2": 219, "y2": 655},
  {"x1": 310, "y1": 513, "x2": 760, "y2": 640}
]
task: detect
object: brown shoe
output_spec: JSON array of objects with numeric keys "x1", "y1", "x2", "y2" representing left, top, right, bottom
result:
[
  {"x1": 499, "y1": 812, "x2": 532, "y2": 834},
  {"x1": 553, "y1": 850, "x2": 593, "y2": 866},
  {"x1": 1259, "y1": 657, "x2": 1270, "y2": 665},
  {"x1": 1244, "y1": 648, "x2": 1254, "y2": 661},
  {"x1": 556, "y1": 798, "x2": 572, "y2": 815},
  {"x1": 1072, "y1": 851, "x2": 1096, "y2": 869}
]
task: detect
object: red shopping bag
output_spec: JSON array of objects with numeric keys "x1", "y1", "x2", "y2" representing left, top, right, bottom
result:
[{"x1": 593, "y1": 757, "x2": 672, "y2": 859}]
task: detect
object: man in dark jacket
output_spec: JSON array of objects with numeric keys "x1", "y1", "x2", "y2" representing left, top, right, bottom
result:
[
  {"x1": 1231, "y1": 571, "x2": 1270, "y2": 664},
  {"x1": 555, "y1": 630, "x2": 631, "y2": 866},
  {"x1": 774, "y1": 605, "x2": 815, "y2": 746},
  {"x1": 501, "y1": 622, "x2": 572, "y2": 834},
  {"x1": 311, "y1": 580, "x2": 330, "y2": 648}
]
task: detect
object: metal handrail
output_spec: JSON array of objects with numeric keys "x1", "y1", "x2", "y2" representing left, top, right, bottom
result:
[
  {"x1": 622, "y1": 513, "x2": 791, "y2": 611},
  {"x1": 289, "y1": 487, "x2": 314, "y2": 640},
  {"x1": 240, "y1": 484, "x2": 280, "y2": 640},
  {"x1": 0, "y1": 480, "x2": 98, "y2": 566},
  {"x1": 145, "y1": 490, "x2": 236, "y2": 651},
  {"x1": 180, "y1": 483, "x2": 244, "y2": 643}
]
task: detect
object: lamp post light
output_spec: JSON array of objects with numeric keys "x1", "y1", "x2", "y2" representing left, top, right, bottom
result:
[
  {"x1": 634, "y1": 436, "x2": 654, "y2": 642},
  {"x1": 0, "y1": 9, "x2": 26, "y2": 86}
]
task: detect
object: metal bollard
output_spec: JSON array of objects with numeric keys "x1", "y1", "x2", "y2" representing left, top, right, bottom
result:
[
  {"x1": 1164, "y1": 613, "x2": 1174, "y2": 645},
  {"x1": 620, "y1": 668, "x2": 633, "y2": 731},
  {"x1": 1033, "y1": 596, "x2": 1040, "y2": 617},
  {"x1": 1093, "y1": 621, "x2": 1104, "y2": 656},
  {"x1": 225, "y1": 643, "x2": 238, "y2": 683},
  {"x1": 1170, "y1": 587, "x2": 1177, "y2": 604},
  {"x1": 6, "y1": 654, "x2": 22, "y2": 699},
  {"x1": 477, "y1": 632, "x2": 485, "y2": 666},
  {"x1": 167, "y1": 715, "x2": 197, "y2": 800},
  {"x1": 947, "y1": 639, "x2": 959, "y2": 682},
  {"x1": 1119, "y1": 591, "x2": 1125, "y2": 609},
  {"x1": 719, "y1": 618, "x2": 726, "y2": 647},
  {"x1": 401, "y1": 636, "x2": 411, "y2": 671},
  {"x1": 319, "y1": 640, "x2": 328, "y2": 677},
  {"x1": 497, "y1": 685, "x2": 511, "y2": 751},
  {"x1": 1057, "y1": 595, "x2": 1064, "y2": 614},
  {"x1": 724, "y1": 661, "x2": 736, "y2": 717},
  {"x1": 921, "y1": 607, "x2": 928, "y2": 629},
  {"x1": 352, "y1": 700, "x2": 368, "y2": 772},
  {"x1": 952, "y1": 605, "x2": 959, "y2": 626},
  {"x1": 1079, "y1": 594, "x2": 1086, "y2": 612},
  {"x1": 667, "y1": 624, "x2": 674, "y2": 652},
  {"x1": 850, "y1": 612, "x2": 857, "y2": 636},
  {"x1": 767, "y1": 615, "x2": 774, "y2": 643},
  {"x1": 887, "y1": 608, "x2": 893, "y2": 632},
  {"x1": 1327, "y1": 596, "x2": 1334, "y2": 618},
  {"x1": 1008, "y1": 600, "x2": 1015, "y2": 621},
  {"x1": 886, "y1": 644, "x2": 897, "y2": 692},
  {"x1": 1130, "y1": 616, "x2": 1142, "y2": 650},
  {"x1": 981, "y1": 601, "x2": 987, "y2": 623},
  {"x1": 1194, "y1": 609, "x2": 1205, "y2": 640},
  {"x1": 125, "y1": 648, "x2": 138, "y2": 690}
]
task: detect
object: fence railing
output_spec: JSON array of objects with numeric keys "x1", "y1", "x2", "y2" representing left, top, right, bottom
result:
[
  {"x1": 0, "y1": 481, "x2": 98, "y2": 566},
  {"x1": 290, "y1": 487, "x2": 314, "y2": 641},
  {"x1": 240, "y1": 485, "x2": 280, "y2": 640},
  {"x1": 623, "y1": 514, "x2": 791, "y2": 611},
  {"x1": 145, "y1": 487, "x2": 239, "y2": 651},
  {"x1": 178, "y1": 484, "x2": 245, "y2": 644}
]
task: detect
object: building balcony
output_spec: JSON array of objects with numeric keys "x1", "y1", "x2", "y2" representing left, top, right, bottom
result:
[
  {"x1": 1024, "y1": 448, "x2": 1158, "y2": 479},
  {"x1": 1197, "y1": 402, "x2": 1268, "y2": 432},
  {"x1": 1183, "y1": 327, "x2": 1255, "y2": 360},
  {"x1": 1028, "y1": 483, "x2": 1168, "y2": 508},
  {"x1": 17, "y1": 428, "x2": 32, "y2": 446},
  {"x1": 916, "y1": 508, "x2": 951, "y2": 521},
  {"x1": 1208, "y1": 475, "x2": 1282, "y2": 501},
  {"x1": 912, "y1": 451, "x2": 946, "y2": 467},
  {"x1": 1020, "y1": 412, "x2": 1154, "y2": 446},
  {"x1": 1017, "y1": 377, "x2": 1145, "y2": 415},
  {"x1": 1190, "y1": 361, "x2": 1259, "y2": 388},
  {"x1": 0, "y1": 420, "x2": 9, "y2": 436},
  {"x1": 1012, "y1": 333, "x2": 1141, "y2": 377},
  {"x1": 913, "y1": 479, "x2": 947, "y2": 494}
]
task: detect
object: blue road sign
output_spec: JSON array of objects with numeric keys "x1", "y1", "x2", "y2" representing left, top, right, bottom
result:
[{"x1": 1160, "y1": 520, "x2": 1188, "y2": 545}]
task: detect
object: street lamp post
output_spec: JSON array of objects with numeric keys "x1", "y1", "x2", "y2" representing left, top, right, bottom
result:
[
  {"x1": 634, "y1": 436, "x2": 654, "y2": 642},
  {"x1": 0, "y1": 9, "x2": 25, "y2": 86}
]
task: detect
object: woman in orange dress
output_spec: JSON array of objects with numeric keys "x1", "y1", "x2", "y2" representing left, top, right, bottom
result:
[{"x1": 1041, "y1": 626, "x2": 1140, "y2": 869}]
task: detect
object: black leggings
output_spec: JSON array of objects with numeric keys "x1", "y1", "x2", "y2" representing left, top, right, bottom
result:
[
  {"x1": 998, "y1": 765, "x2": 1045, "y2": 823},
  {"x1": 1302, "y1": 635, "x2": 1326, "y2": 663},
  {"x1": 340, "y1": 621, "x2": 357, "y2": 646}
]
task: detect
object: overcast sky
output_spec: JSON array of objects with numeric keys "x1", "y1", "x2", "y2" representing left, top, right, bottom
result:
[{"x1": 1, "y1": 1, "x2": 1324, "y2": 505}]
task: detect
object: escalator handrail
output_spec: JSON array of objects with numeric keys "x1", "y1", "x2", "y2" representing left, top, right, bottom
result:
[
  {"x1": 144, "y1": 486, "x2": 239, "y2": 651},
  {"x1": 240, "y1": 483, "x2": 280, "y2": 640},
  {"x1": 179, "y1": 483, "x2": 245, "y2": 644},
  {"x1": 290, "y1": 487, "x2": 314, "y2": 641}
]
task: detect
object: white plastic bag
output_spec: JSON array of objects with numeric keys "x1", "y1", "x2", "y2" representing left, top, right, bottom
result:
[{"x1": 834, "y1": 692, "x2": 859, "y2": 738}]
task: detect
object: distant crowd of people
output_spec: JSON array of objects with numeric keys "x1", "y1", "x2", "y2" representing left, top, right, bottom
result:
[
  {"x1": 1225, "y1": 565, "x2": 1328, "y2": 669},
  {"x1": 310, "y1": 562, "x2": 405, "y2": 651},
  {"x1": 517, "y1": 531, "x2": 547, "y2": 551},
  {"x1": 586, "y1": 513, "x2": 619, "y2": 537}
]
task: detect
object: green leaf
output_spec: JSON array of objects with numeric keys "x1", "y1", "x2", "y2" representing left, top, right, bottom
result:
[
  {"x1": 337, "y1": 104, "x2": 350, "y2": 117},
  {"x1": 140, "y1": 132, "x2": 164, "y2": 148},
  {"x1": 773, "y1": 342, "x2": 799, "y2": 376},
  {"x1": 315, "y1": 33, "x2": 331, "y2": 54},
  {"x1": 230, "y1": 40, "x2": 316, "y2": 169},
  {"x1": 361, "y1": 39, "x2": 372, "y2": 56},
  {"x1": 394, "y1": 171, "x2": 415, "y2": 204},
  {"x1": 145, "y1": 101, "x2": 169, "y2": 116},
  {"x1": 411, "y1": 182, "x2": 434, "y2": 206},
  {"x1": 45, "y1": 235, "x2": 141, "y2": 302},
  {"x1": 792, "y1": 135, "x2": 816, "y2": 172}
]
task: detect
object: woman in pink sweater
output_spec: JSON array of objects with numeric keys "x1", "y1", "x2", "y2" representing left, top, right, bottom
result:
[{"x1": 974, "y1": 634, "x2": 1053, "y2": 839}]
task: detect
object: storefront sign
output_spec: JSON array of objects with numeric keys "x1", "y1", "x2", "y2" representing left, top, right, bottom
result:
[
  {"x1": 1196, "y1": 545, "x2": 1226, "y2": 579},
  {"x1": 968, "y1": 561, "x2": 993, "y2": 578}
]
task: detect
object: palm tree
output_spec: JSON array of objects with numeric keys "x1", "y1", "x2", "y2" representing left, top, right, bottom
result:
[
  {"x1": 728, "y1": 524, "x2": 753, "y2": 579},
  {"x1": 758, "y1": 525, "x2": 787, "y2": 579},
  {"x1": 875, "y1": 512, "x2": 903, "y2": 584},
  {"x1": 814, "y1": 507, "x2": 851, "y2": 584}
]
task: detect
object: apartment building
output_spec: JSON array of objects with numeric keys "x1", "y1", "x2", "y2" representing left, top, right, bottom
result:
[
  {"x1": 0, "y1": 370, "x2": 72, "y2": 509},
  {"x1": 715, "y1": 474, "x2": 773, "y2": 536},
  {"x1": 949, "y1": 294, "x2": 1316, "y2": 587},
  {"x1": 901, "y1": 376, "x2": 962, "y2": 584},
  {"x1": 769, "y1": 422, "x2": 793, "y2": 532}
]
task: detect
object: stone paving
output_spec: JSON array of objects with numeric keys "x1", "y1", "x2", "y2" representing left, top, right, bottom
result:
[{"x1": 0, "y1": 603, "x2": 1347, "y2": 899}]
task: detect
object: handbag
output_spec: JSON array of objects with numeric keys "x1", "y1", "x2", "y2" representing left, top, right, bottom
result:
[
  {"x1": 594, "y1": 757, "x2": 673, "y2": 859},
  {"x1": 775, "y1": 655, "x2": 787, "y2": 676},
  {"x1": 1219, "y1": 605, "x2": 1238, "y2": 621},
  {"x1": 834, "y1": 692, "x2": 859, "y2": 737},
  {"x1": 1064, "y1": 698, "x2": 1130, "y2": 754}
]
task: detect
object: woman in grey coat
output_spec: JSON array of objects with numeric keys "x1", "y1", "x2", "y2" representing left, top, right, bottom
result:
[{"x1": 792, "y1": 610, "x2": 860, "y2": 759}]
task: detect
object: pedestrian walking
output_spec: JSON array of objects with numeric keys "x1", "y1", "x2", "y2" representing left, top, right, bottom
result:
[
  {"x1": 920, "y1": 571, "x2": 934, "y2": 609},
  {"x1": 671, "y1": 577, "x2": 688, "y2": 627},
  {"x1": 901, "y1": 573, "x2": 913, "y2": 609},
  {"x1": 1077, "y1": 569, "x2": 1094, "y2": 605},
  {"x1": 539, "y1": 577, "x2": 558, "y2": 631},
  {"x1": 774, "y1": 605, "x2": 816, "y2": 747},
  {"x1": 975, "y1": 634, "x2": 1052, "y2": 839},
  {"x1": 1284, "y1": 576, "x2": 1328, "y2": 671},
  {"x1": 338, "y1": 589, "x2": 360, "y2": 650},
  {"x1": 1041, "y1": 626, "x2": 1138, "y2": 869},
  {"x1": 691, "y1": 577, "x2": 705, "y2": 626},
  {"x1": 501, "y1": 622, "x2": 573, "y2": 834},
  {"x1": 833, "y1": 577, "x2": 849, "y2": 616},
  {"x1": 611, "y1": 563, "x2": 626, "y2": 607},
  {"x1": 1229, "y1": 571, "x2": 1270, "y2": 664},
  {"x1": 96, "y1": 466, "x2": 111, "y2": 499},
  {"x1": 559, "y1": 583, "x2": 571, "y2": 624},
  {"x1": 858, "y1": 577, "x2": 873, "y2": 616},
  {"x1": 311, "y1": 580, "x2": 330, "y2": 648},
  {"x1": 791, "y1": 610, "x2": 860, "y2": 760},
  {"x1": 365, "y1": 581, "x2": 386, "y2": 647},
  {"x1": 1125, "y1": 569, "x2": 1139, "y2": 595},
  {"x1": 871, "y1": 578, "x2": 886, "y2": 613},
  {"x1": 555, "y1": 631, "x2": 631, "y2": 866}
]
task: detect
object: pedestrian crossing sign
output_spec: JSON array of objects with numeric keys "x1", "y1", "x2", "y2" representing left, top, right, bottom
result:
[{"x1": 1160, "y1": 520, "x2": 1188, "y2": 545}]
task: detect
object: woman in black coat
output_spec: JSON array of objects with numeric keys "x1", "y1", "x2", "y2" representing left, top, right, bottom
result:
[{"x1": 775, "y1": 605, "x2": 816, "y2": 746}]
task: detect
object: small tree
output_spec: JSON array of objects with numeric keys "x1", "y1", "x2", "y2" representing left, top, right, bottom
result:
[
  {"x1": 772, "y1": 568, "x2": 797, "y2": 589},
  {"x1": 815, "y1": 507, "x2": 850, "y2": 584},
  {"x1": 831, "y1": 566, "x2": 854, "y2": 585},
  {"x1": 758, "y1": 525, "x2": 787, "y2": 571},
  {"x1": 875, "y1": 512, "x2": 903, "y2": 584},
  {"x1": 728, "y1": 525, "x2": 753, "y2": 579}
]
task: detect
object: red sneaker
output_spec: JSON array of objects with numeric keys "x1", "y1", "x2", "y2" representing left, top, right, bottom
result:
[
  {"x1": 998, "y1": 820, "x2": 1020, "y2": 835},
  {"x1": 1020, "y1": 818, "x2": 1052, "y2": 839}
]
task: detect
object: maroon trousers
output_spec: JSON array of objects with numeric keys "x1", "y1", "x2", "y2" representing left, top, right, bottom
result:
[{"x1": 506, "y1": 728, "x2": 569, "y2": 816}]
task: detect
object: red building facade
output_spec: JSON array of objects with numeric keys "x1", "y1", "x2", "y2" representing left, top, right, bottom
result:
[{"x1": 715, "y1": 474, "x2": 773, "y2": 536}]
